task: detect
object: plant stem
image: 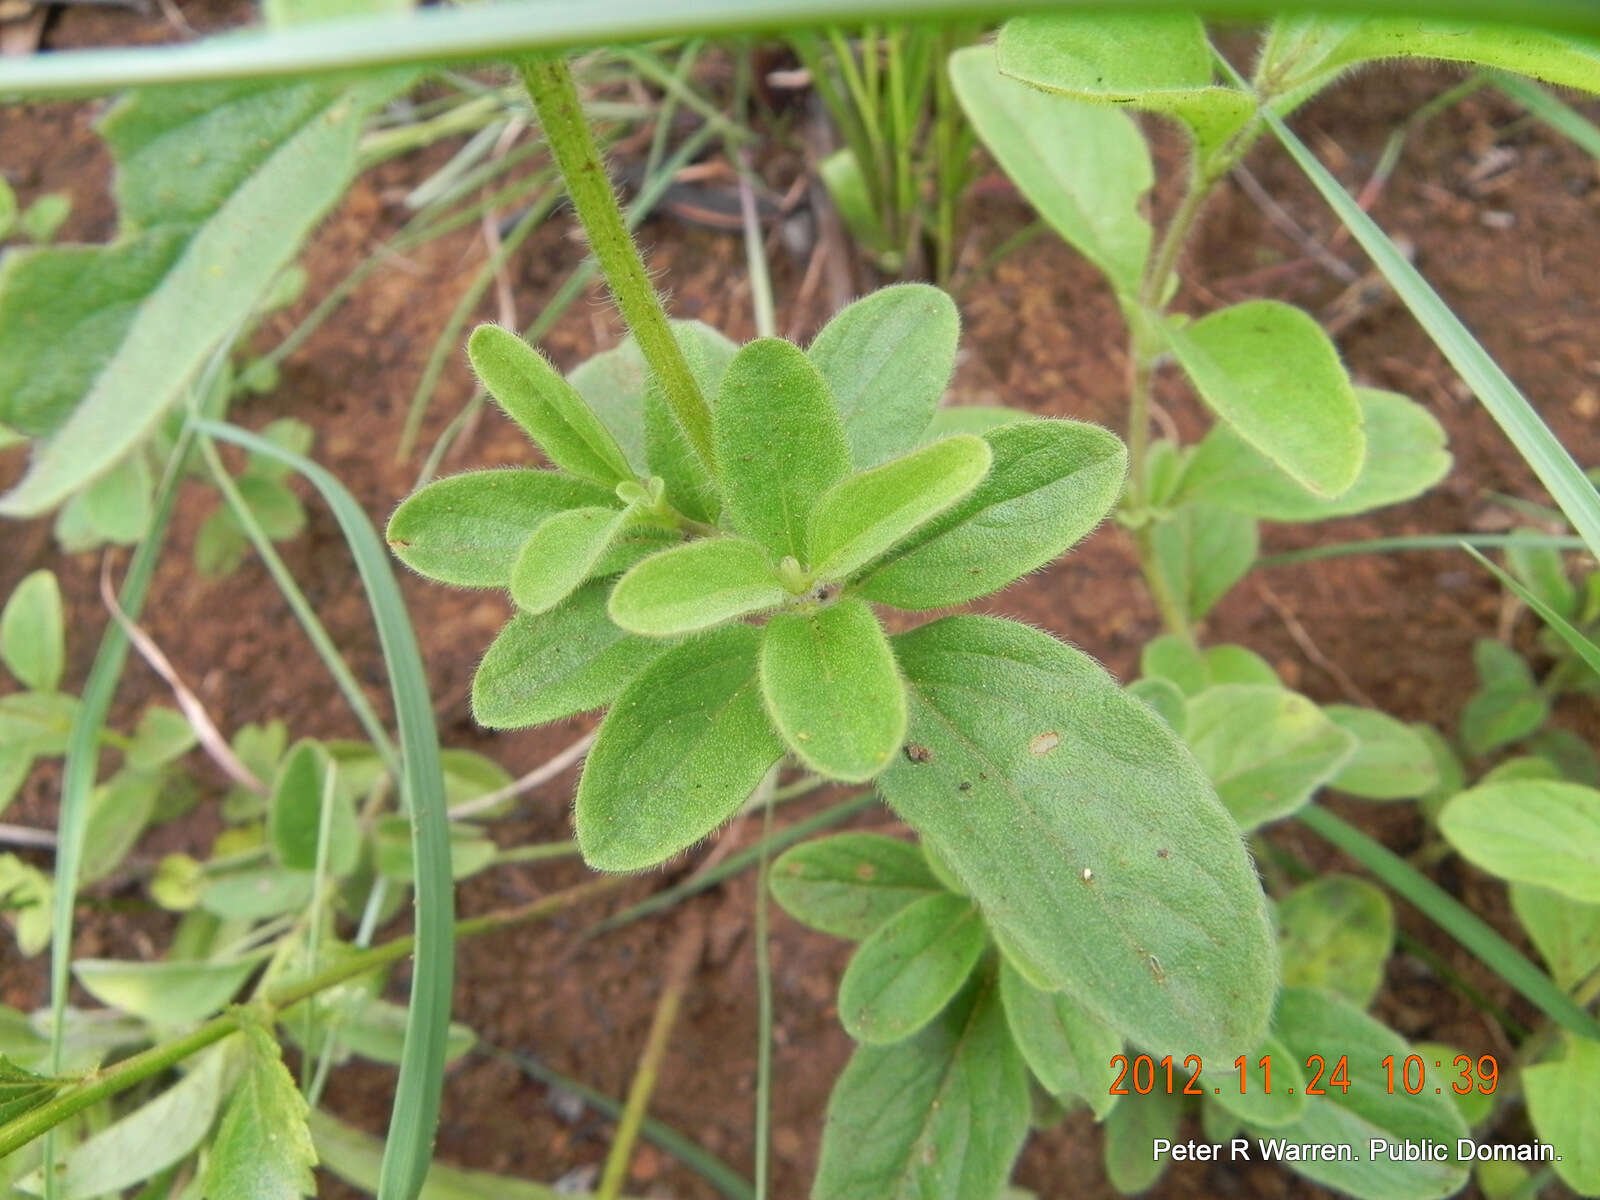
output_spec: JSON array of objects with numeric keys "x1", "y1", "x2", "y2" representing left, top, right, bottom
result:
[
  {"x1": 0, "y1": 874, "x2": 629, "y2": 1159},
  {"x1": 519, "y1": 54, "x2": 715, "y2": 470},
  {"x1": 598, "y1": 913, "x2": 704, "y2": 1200}
]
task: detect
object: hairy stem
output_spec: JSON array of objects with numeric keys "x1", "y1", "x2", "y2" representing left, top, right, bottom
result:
[
  {"x1": 519, "y1": 54, "x2": 715, "y2": 470},
  {"x1": 0, "y1": 875, "x2": 628, "y2": 1158}
]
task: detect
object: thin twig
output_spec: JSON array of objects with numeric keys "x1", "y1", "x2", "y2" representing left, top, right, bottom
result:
[
  {"x1": 597, "y1": 911, "x2": 705, "y2": 1200},
  {"x1": 1230, "y1": 163, "x2": 1357, "y2": 284},
  {"x1": 98, "y1": 557, "x2": 265, "y2": 794},
  {"x1": 0, "y1": 824, "x2": 57, "y2": 851},
  {"x1": 1255, "y1": 579, "x2": 1378, "y2": 708},
  {"x1": 448, "y1": 730, "x2": 595, "y2": 820}
]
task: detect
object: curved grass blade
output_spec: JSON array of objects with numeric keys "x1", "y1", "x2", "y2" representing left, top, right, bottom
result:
[
  {"x1": 195, "y1": 418, "x2": 451, "y2": 1200},
  {"x1": 1259, "y1": 532, "x2": 1587, "y2": 567},
  {"x1": 1462, "y1": 544, "x2": 1600, "y2": 678},
  {"x1": 6, "y1": 2, "x2": 1600, "y2": 102}
]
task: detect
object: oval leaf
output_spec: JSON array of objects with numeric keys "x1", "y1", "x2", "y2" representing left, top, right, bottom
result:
[
  {"x1": 472, "y1": 582, "x2": 671, "y2": 729},
  {"x1": 575, "y1": 625, "x2": 784, "y2": 871},
  {"x1": 1166, "y1": 300, "x2": 1365, "y2": 498},
  {"x1": 878, "y1": 615, "x2": 1277, "y2": 1062},
  {"x1": 838, "y1": 893, "x2": 986, "y2": 1045},
  {"x1": 1509, "y1": 883, "x2": 1600, "y2": 991},
  {"x1": 1438, "y1": 781, "x2": 1600, "y2": 902},
  {"x1": 1150, "y1": 502, "x2": 1258, "y2": 622},
  {"x1": 949, "y1": 45, "x2": 1152, "y2": 295},
  {"x1": 386, "y1": 469, "x2": 614, "y2": 588},
  {"x1": 1323, "y1": 705, "x2": 1441, "y2": 800},
  {"x1": 1523, "y1": 1034, "x2": 1600, "y2": 1196},
  {"x1": 806, "y1": 435, "x2": 991, "y2": 581},
  {"x1": 858, "y1": 419, "x2": 1126, "y2": 610},
  {"x1": 0, "y1": 570, "x2": 64, "y2": 692},
  {"x1": 770, "y1": 833, "x2": 940, "y2": 941},
  {"x1": 996, "y1": 958, "x2": 1121, "y2": 1118},
  {"x1": 1184, "y1": 684, "x2": 1356, "y2": 830},
  {"x1": 509, "y1": 505, "x2": 631, "y2": 615},
  {"x1": 813, "y1": 973, "x2": 1029, "y2": 1200},
  {"x1": 74, "y1": 953, "x2": 269, "y2": 1026},
  {"x1": 1278, "y1": 875, "x2": 1394, "y2": 1007},
  {"x1": 807, "y1": 284, "x2": 959, "y2": 468},
  {"x1": 608, "y1": 537, "x2": 784, "y2": 637},
  {"x1": 1209, "y1": 1034, "x2": 1309, "y2": 1129},
  {"x1": 269, "y1": 740, "x2": 359, "y2": 877},
  {"x1": 469, "y1": 323, "x2": 634, "y2": 487},
  {"x1": 1253, "y1": 987, "x2": 1468, "y2": 1200},
  {"x1": 997, "y1": 12, "x2": 1255, "y2": 161},
  {"x1": 760, "y1": 598, "x2": 905, "y2": 782},
  {"x1": 1179, "y1": 388, "x2": 1450, "y2": 521}
]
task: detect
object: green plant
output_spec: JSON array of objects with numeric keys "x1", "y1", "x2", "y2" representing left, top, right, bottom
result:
[
  {"x1": 792, "y1": 25, "x2": 976, "y2": 280},
  {"x1": 3, "y1": 5, "x2": 1600, "y2": 1200}
]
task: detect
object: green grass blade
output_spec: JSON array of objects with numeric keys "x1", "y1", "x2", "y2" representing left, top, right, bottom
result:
[
  {"x1": 45, "y1": 427, "x2": 194, "y2": 1197},
  {"x1": 1495, "y1": 71, "x2": 1600, "y2": 158},
  {"x1": 1297, "y1": 805, "x2": 1600, "y2": 1042},
  {"x1": 1258, "y1": 532, "x2": 1588, "y2": 567},
  {"x1": 199, "y1": 437, "x2": 400, "y2": 772},
  {"x1": 4, "y1": 2, "x2": 1600, "y2": 100},
  {"x1": 1251, "y1": 78, "x2": 1600, "y2": 560},
  {"x1": 195, "y1": 418, "x2": 452, "y2": 1200},
  {"x1": 1463, "y1": 543, "x2": 1600, "y2": 678}
]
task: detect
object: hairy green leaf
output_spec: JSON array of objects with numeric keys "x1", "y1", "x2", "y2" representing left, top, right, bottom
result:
[
  {"x1": 469, "y1": 323, "x2": 634, "y2": 487},
  {"x1": 949, "y1": 45, "x2": 1152, "y2": 295},
  {"x1": 838, "y1": 893, "x2": 986, "y2": 1045},
  {"x1": 713, "y1": 337, "x2": 850, "y2": 558},
  {"x1": 203, "y1": 1023, "x2": 317, "y2": 1200},
  {"x1": 1150, "y1": 503, "x2": 1258, "y2": 621},
  {"x1": 1204, "y1": 644, "x2": 1279, "y2": 687},
  {"x1": 1510, "y1": 883, "x2": 1600, "y2": 991},
  {"x1": 0, "y1": 75, "x2": 405, "y2": 515},
  {"x1": 80, "y1": 767, "x2": 160, "y2": 885},
  {"x1": 813, "y1": 973, "x2": 1029, "y2": 1200},
  {"x1": 1166, "y1": 301, "x2": 1364, "y2": 498},
  {"x1": 269, "y1": 740, "x2": 358, "y2": 876},
  {"x1": 1323, "y1": 705, "x2": 1441, "y2": 800},
  {"x1": 1439, "y1": 780, "x2": 1600, "y2": 902},
  {"x1": 858, "y1": 419, "x2": 1125, "y2": 609},
  {"x1": 566, "y1": 322, "x2": 737, "y2": 475},
  {"x1": 770, "y1": 833, "x2": 941, "y2": 941},
  {"x1": 920, "y1": 405, "x2": 1034, "y2": 441},
  {"x1": 807, "y1": 435, "x2": 991, "y2": 581},
  {"x1": 878, "y1": 615, "x2": 1276, "y2": 1061},
  {"x1": 1254, "y1": 988, "x2": 1469, "y2": 1200},
  {"x1": 386, "y1": 469, "x2": 615, "y2": 588},
  {"x1": 1104, "y1": 1088, "x2": 1183, "y2": 1194},
  {"x1": 1278, "y1": 875, "x2": 1394, "y2": 1007},
  {"x1": 997, "y1": 12, "x2": 1256, "y2": 161},
  {"x1": 807, "y1": 284, "x2": 959, "y2": 468},
  {"x1": 608, "y1": 537, "x2": 785, "y2": 637},
  {"x1": 1140, "y1": 634, "x2": 1208, "y2": 697},
  {"x1": 760, "y1": 598, "x2": 905, "y2": 782},
  {"x1": 509, "y1": 505, "x2": 631, "y2": 615},
  {"x1": 472, "y1": 581, "x2": 670, "y2": 729},
  {"x1": 997, "y1": 958, "x2": 1121, "y2": 1118},
  {"x1": 1185, "y1": 685, "x2": 1356, "y2": 830},
  {"x1": 575, "y1": 625, "x2": 783, "y2": 871},
  {"x1": 126, "y1": 705, "x2": 197, "y2": 771},
  {"x1": 1460, "y1": 638, "x2": 1548, "y2": 755},
  {"x1": 1524, "y1": 1034, "x2": 1600, "y2": 1195},
  {"x1": 1179, "y1": 389, "x2": 1449, "y2": 522},
  {"x1": 1209, "y1": 1034, "x2": 1309, "y2": 1129},
  {"x1": 73, "y1": 952, "x2": 268, "y2": 1026},
  {"x1": 0, "y1": 570, "x2": 64, "y2": 693},
  {"x1": 1128, "y1": 676, "x2": 1187, "y2": 734}
]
